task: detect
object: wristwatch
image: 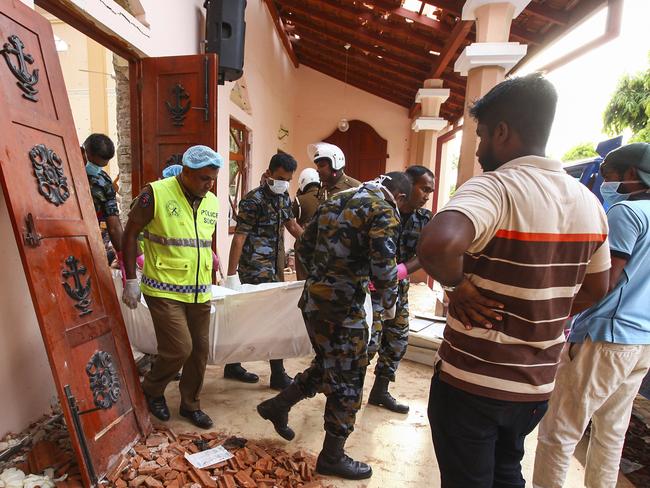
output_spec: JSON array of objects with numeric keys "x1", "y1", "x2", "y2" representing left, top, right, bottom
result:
[{"x1": 441, "y1": 279, "x2": 464, "y2": 293}]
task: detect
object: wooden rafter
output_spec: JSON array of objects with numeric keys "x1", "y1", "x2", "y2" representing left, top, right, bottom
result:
[
  {"x1": 288, "y1": 15, "x2": 432, "y2": 74},
  {"x1": 264, "y1": 0, "x2": 299, "y2": 67},
  {"x1": 429, "y1": 19, "x2": 473, "y2": 78},
  {"x1": 295, "y1": 43, "x2": 420, "y2": 94},
  {"x1": 316, "y1": 0, "x2": 449, "y2": 49},
  {"x1": 296, "y1": 36, "x2": 424, "y2": 86},
  {"x1": 525, "y1": 2, "x2": 570, "y2": 26},
  {"x1": 280, "y1": 1, "x2": 439, "y2": 65}
]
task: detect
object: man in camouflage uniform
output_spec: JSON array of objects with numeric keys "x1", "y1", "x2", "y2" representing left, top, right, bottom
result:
[
  {"x1": 256, "y1": 172, "x2": 412, "y2": 480},
  {"x1": 367, "y1": 165, "x2": 435, "y2": 414},
  {"x1": 82, "y1": 133, "x2": 122, "y2": 267},
  {"x1": 307, "y1": 142, "x2": 360, "y2": 202},
  {"x1": 223, "y1": 153, "x2": 303, "y2": 388}
]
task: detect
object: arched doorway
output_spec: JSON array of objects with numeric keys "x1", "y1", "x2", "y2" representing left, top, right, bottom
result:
[{"x1": 324, "y1": 120, "x2": 387, "y2": 182}]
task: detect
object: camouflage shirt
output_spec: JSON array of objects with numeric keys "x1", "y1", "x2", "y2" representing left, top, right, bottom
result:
[
  {"x1": 317, "y1": 172, "x2": 361, "y2": 202},
  {"x1": 86, "y1": 165, "x2": 119, "y2": 221},
  {"x1": 398, "y1": 208, "x2": 433, "y2": 264},
  {"x1": 236, "y1": 185, "x2": 294, "y2": 284},
  {"x1": 296, "y1": 183, "x2": 400, "y2": 329}
]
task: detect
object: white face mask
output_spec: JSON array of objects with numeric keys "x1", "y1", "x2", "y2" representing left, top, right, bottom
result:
[
  {"x1": 268, "y1": 178, "x2": 290, "y2": 195},
  {"x1": 368, "y1": 175, "x2": 400, "y2": 218}
]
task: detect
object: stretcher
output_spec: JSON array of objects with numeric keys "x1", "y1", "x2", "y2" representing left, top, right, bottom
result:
[{"x1": 113, "y1": 271, "x2": 372, "y2": 365}]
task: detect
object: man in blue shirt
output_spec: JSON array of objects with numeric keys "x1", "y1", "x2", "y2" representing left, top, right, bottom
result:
[{"x1": 534, "y1": 143, "x2": 650, "y2": 488}]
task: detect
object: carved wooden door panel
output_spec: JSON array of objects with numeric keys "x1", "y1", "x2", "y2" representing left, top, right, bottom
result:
[
  {"x1": 134, "y1": 54, "x2": 218, "y2": 193},
  {"x1": 0, "y1": 1, "x2": 151, "y2": 485},
  {"x1": 324, "y1": 119, "x2": 388, "y2": 182}
]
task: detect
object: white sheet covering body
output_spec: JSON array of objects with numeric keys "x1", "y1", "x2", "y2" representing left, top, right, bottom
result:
[{"x1": 113, "y1": 271, "x2": 373, "y2": 364}]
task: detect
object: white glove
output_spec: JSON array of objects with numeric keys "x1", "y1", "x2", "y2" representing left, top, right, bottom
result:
[
  {"x1": 122, "y1": 279, "x2": 141, "y2": 310},
  {"x1": 224, "y1": 273, "x2": 242, "y2": 291},
  {"x1": 381, "y1": 303, "x2": 397, "y2": 321}
]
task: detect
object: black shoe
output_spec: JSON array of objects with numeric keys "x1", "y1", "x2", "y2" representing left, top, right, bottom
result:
[
  {"x1": 257, "y1": 400, "x2": 295, "y2": 440},
  {"x1": 224, "y1": 363, "x2": 259, "y2": 383},
  {"x1": 368, "y1": 376, "x2": 409, "y2": 414},
  {"x1": 316, "y1": 434, "x2": 372, "y2": 480},
  {"x1": 256, "y1": 382, "x2": 305, "y2": 441},
  {"x1": 270, "y1": 371, "x2": 293, "y2": 391},
  {"x1": 144, "y1": 393, "x2": 170, "y2": 421},
  {"x1": 179, "y1": 407, "x2": 213, "y2": 429}
]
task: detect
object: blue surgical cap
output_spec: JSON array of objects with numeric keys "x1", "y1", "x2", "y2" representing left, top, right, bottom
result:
[
  {"x1": 182, "y1": 145, "x2": 223, "y2": 169},
  {"x1": 162, "y1": 164, "x2": 183, "y2": 178}
]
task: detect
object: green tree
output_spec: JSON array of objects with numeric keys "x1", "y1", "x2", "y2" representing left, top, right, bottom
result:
[
  {"x1": 562, "y1": 142, "x2": 598, "y2": 162},
  {"x1": 603, "y1": 54, "x2": 650, "y2": 140}
]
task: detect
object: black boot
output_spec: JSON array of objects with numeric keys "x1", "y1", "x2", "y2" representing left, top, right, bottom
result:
[
  {"x1": 368, "y1": 376, "x2": 409, "y2": 414},
  {"x1": 316, "y1": 433, "x2": 372, "y2": 480},
  {"x1": 269, "y1": 359, "x2": 293, "y2": 390},
  {"x1": 257, "y1": 382, "x2": 304, "y2": 440},
  {"x1": 224, "y1": 363, "x2": 259, "y2": 383}
]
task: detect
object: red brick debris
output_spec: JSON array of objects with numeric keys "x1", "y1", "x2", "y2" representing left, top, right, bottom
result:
[{"x1": 1, "y1": 411, "x2": 336, "y2": 488}]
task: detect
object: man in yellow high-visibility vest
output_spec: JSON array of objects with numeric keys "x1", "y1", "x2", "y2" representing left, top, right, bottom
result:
[{"x1": 122, "y1": 145, "x2": 222, "y2": 429}]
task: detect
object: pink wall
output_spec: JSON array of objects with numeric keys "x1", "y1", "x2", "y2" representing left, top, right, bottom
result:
[
  {"x1": 0, "y1": 188, "x2": 57, "y2": 437},
  {"x1": 292, "y1": 66, "x2": 412, "y2": 192}
]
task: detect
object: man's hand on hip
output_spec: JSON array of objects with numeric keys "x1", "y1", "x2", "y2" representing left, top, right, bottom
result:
[{"x1": 447, "y1": 279, "x2": 504, "y2": 330}]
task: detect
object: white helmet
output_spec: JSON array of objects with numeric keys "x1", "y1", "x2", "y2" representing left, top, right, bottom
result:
[
  {"x1": 298, "y1": 168, "x2": 320, "y2": 192},
  {"x1": 307, "y1": 142, "x2": 345, "y2": 170}
]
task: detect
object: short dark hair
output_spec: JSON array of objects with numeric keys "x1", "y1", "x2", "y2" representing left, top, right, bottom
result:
[
  {"x1": 469, "y1": 73, "x2": 558, "y2": 148},
  {"x1": 83, "y1": 133, "x2": 115, "y2": 160},
  {"x1": 405, "y1": 165, "x2": 434, "y2": 182},
  {"x1": 269, "y1": 152, "x2": 298, "y2": 173},
  {"x1": 382, "y1": 171, "x2": 412, "y2": 199}
]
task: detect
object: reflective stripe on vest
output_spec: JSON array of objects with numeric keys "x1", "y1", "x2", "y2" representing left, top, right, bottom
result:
[{"x1": 141, "y1": 177, "x2": 218, "y2": 303}]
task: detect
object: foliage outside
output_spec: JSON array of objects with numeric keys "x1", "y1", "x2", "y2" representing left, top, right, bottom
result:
[
  {"x1": 603, "y1": 53, "x2": 650, "y2": 143},
  {"x1": 562, "y1": 142, "x2": 598, "y2": 162}
]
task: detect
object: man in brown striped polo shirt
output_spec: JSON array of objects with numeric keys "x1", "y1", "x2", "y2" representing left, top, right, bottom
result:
[{"x1": 418, "y1": 74, "x2": 611, "y2": 488}]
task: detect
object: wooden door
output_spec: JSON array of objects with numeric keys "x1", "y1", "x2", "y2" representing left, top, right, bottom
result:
[
  {"x1": 324, "y1": 119, "x2": 388, "y2": 182},
  {"x1": 0, "y1": 1, "x2": 151, "y2": 485},
  {"x1": 134, "y1": 54, "x2": 218, "y2": 193}
]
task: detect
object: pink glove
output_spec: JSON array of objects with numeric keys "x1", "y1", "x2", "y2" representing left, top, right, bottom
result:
[
  {"x1": 116, "y1": 251, "x2": 126, "y2": 287},
  {"x1": 368, "y1": 281, "x2": 376, "y2": 292},
  {"x1": 397, "y1": 263, "x2": 408, "y2": 280},
  {"x1": 136, "y1": 254, "x2": 145, "y2": 269},
  {"x1": 212, "y1": 251, "x2": 219, "y2": 270}
]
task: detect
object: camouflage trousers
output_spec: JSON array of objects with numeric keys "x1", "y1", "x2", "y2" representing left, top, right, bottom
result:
[
  {"x1": 368, "y1": 281, "x2": 410, "y2": 381},
  {"x1": 293, "y1": 311, "x2": 369, "y2": 439}
]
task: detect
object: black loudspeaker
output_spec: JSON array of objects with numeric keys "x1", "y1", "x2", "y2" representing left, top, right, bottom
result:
[{"x1": 205, "y1": 0, "x2": 247, "y2": 84}]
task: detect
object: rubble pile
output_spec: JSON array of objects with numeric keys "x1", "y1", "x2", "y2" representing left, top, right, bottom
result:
[
  {"x1": 0, "y1": 409, "x2": 82, "y2": 487},
  {"x1": 1, "y1": 411, "x2": 334, "y2": 488},
  {"x1": 108, "y1": 427, "x2": 334, "y2": 488}
]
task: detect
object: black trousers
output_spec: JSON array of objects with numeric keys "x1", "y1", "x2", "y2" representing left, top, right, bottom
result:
[{"x1": 428, "y1": 374, "x2": 548, "y2": 488}]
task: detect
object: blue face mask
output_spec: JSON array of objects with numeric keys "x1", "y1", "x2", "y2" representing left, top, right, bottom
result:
[
  {"x1": 85, "y1": 161, "x2": 103, "y2": 177},
  {"x1": 600, "y1": 180, "x2": 641, "y2": 206}
]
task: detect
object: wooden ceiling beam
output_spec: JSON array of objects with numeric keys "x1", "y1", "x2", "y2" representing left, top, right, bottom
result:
[
  {"x1": 384, "y1": 6, "x2": 453, "y2": 36},
  {"x1": 525, "y1": 2, "x2": 570, "y2": 26},
  {"x1": 280, "y1": 0, "x2": 436, "y2": 66},
  {"x1": 296, "y1": 36, "x2": 424, "y2": 86},
  {"x1": 263, "y1": 0, "x2": 299, "y2": 68},
  {"x1": 289, "y1": 16, "x2": 432, "y2": 74},
  {"x1": 513, "y1": 0, "x2": 608, "y2": 71},
  {"x1": 295, "y1": 44, "x2": 420, "y2": 94},
  {"x1": 429, "y1": 19, "x2": 473, "y2": 78},
  {"x1": 301, "y1": 58, "x2": 411, "y2": 108},
  {"x1": 422, "y1": 0, "x2": 542, "y2": 45},
  {"x1": 314, "y1": 0, "x2": 448, "y2": 49}
]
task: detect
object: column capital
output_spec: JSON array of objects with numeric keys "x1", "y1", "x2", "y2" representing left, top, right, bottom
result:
[
  {"x1": 462, "y1": 0, "x2": 531, "y2": 20},
  {"x1": 411, "y1": 117, "x2": 448, "y2": 133},
  {"x1": 415, "y1": 88, "x2": 450, "y2": 104},
  {"x1": 454, "y1": 42, "x2": 527, "y2": 76}
]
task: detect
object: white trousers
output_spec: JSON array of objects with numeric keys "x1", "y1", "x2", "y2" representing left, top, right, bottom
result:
[{"x1": 533, "y1": 338, "x2": 650, "y2": 488}]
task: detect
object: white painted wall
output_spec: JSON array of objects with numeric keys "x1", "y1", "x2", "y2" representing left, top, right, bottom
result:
[{"x1": 0, "y1": 188, "x2": 57, "y2": 437}]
